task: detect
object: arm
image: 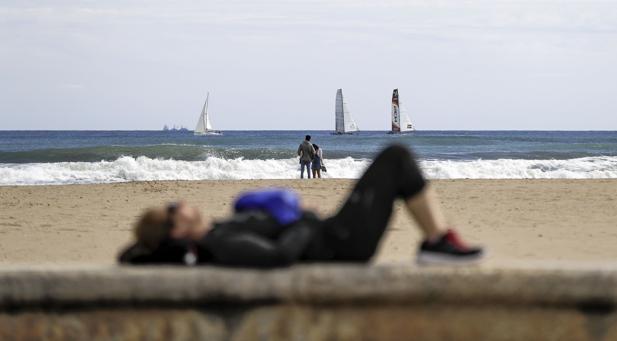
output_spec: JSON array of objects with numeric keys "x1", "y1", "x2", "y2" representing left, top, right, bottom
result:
[
  {"x1": 201, "y1": 224, "x2": 313, "y2": 268},
  {"x1": 297, "y1": 144, "x2": 303, "y2": 157},
  {"x1": 118, "y1": 243, "x2": 154, "y2": 264},
  {"x1": 118, "y1": 240, "x2": 192, "y2": 265}
]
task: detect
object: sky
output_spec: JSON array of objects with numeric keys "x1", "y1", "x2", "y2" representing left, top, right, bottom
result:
[{"x1": 1, "y1": 0, "x2": 616, "y2": 130}]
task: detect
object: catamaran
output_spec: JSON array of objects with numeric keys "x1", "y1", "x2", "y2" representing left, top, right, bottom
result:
[
  {"x1": 334, "y1": 89, "x2": 359, "y2": 134},
  {"x1": 194, "y1": 92, "x2": 222, "y2": 136},
  {"x1": 390, "y1": 88, "x2": 414, "y2": 133}
]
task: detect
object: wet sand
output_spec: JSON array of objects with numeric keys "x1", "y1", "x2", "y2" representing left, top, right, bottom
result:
[{"x1": 0, "y1": 179, "x2": 616, "y2": 264}]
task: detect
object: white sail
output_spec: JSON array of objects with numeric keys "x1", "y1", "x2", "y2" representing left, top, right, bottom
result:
[
  {"x1": 399, "y1": 106, "x2": 414, "y2": 132},
  {"x1": 391, "y1": 89, "x2": 414, "y2": 133},
  {"x1": 206, "y1": 112, "x2": 213, "y2": 131},
  {"x1": 194, "y1": 92, "x2": 220, "y2": 135},
  {"x1": 335, "y1": 89, "x2": 359, "y2": 134}
]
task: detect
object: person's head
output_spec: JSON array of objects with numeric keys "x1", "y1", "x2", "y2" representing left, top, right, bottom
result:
[
  {"x1": 134, "y1": 201, "x2": 207, "y2": 250},
  {"x1": 313, "y1": 144, "x2": 319, "y2": 151},
  {"x1": 305, "y1": 135, "x2": 311, "y2": 141}
]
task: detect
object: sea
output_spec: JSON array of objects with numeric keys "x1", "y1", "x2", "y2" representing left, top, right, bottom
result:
[{"x1": 1, "y1": 130, "x2": 616, "y2": 185}]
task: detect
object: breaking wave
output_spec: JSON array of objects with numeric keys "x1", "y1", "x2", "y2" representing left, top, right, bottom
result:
[{"x1": 1, "y1": 155, "x2": 617, "y2": 185}]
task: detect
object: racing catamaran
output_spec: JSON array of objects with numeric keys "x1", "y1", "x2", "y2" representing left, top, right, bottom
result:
[
  {"x1": 390, "y1": 88, "x2": 414, "y2": 133},
  {"x1": 334, "y1": 89, "x2": 359, "y2": 134}
]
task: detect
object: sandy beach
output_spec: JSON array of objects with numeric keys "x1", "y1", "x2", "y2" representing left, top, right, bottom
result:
[{"x1": 0, "y1": 179, "x2": 616, "y2": 264}]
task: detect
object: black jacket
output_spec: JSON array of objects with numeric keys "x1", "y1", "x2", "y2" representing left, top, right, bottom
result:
[{"x1": 119, "y1": 210, "x2": 336, "y2": 268}]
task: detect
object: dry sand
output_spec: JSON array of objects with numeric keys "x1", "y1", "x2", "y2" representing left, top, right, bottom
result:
[{"x1": 0, "y1": 179, "x2": 616, "y2": 264}]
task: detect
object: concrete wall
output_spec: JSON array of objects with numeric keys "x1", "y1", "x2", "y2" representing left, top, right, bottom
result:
[{"x1": 1, "y1": 264, "x2": 617, "y2": 340}]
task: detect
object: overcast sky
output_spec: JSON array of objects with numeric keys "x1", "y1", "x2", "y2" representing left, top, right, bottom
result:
[{"x1": 1, "y1": 0, "x2": 616, "y2": 130}]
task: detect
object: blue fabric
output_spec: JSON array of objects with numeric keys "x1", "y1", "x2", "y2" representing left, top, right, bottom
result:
[
  {"x1": 234, "y1": 189, "x2": 301, "y2": 225},
  {"x1": 311, "y1": 156, "x2": 322, "y2": 169}
]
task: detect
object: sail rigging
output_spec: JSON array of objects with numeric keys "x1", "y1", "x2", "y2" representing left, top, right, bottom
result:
[
  {"x1": 335, "y1": 89, "x2": 359, "y2": 134},
  {"x1": 391, "y1": 89, "x2": 414, "y2": 133}
]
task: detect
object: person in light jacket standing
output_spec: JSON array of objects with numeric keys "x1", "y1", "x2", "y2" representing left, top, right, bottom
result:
[{"x1": 297, "y1": 135, "x2": 316, "y2": 179}]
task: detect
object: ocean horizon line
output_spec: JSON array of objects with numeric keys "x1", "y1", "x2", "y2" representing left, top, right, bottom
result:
[{"x1": 2, "y1": 129, "x2": 617, "y2": 132}]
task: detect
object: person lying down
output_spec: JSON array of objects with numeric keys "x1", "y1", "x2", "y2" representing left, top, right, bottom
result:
[{"x1": 119, "y1": 145, "x2": 483, "y2": 267}]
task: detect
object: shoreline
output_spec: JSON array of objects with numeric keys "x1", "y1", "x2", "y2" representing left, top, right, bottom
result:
[
  {"x1": 1, "y1": 179, "x2": 616, "y2": 264},
  {"x1": 1, "y1": 177, "x2": 616, "y2": 188}
]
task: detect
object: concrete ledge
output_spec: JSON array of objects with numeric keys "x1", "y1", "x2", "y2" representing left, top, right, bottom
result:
[
  {"x1": 2, "y1": 264, "x2": 617, "y2": 340},
  {"x1": 1, "y1": 264, "x2": 617, "y2": 307}
]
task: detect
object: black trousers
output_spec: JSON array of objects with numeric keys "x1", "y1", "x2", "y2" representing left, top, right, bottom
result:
[{"x1": 325, "y1": 145, "x2": 427, "y2": 261}]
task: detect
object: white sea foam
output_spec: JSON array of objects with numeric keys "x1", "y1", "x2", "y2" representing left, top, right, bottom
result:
[
  {"x1": 421, "y1": 157, "x2": 617, "y2": 179},
  {"x1": 1, "y1": 156, "x2": 617, "y2": 185}
]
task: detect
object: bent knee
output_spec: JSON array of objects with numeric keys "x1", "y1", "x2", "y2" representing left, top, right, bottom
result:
[{"x1": 378, "y1": 144, "x2": 415, "y2": 161}]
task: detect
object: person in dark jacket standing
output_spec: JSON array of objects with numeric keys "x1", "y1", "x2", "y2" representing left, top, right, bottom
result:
[
  {"x1": 119, "y1": 145, "x2": 483, "y2": 267},
  {"x1": 297, "y1": 135, "x2": 316, "y2": 179}
]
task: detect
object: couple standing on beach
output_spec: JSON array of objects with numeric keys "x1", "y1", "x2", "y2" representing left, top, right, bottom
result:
[{"x1": 297, "y1": 135, "x2": 325, "y2": 179}]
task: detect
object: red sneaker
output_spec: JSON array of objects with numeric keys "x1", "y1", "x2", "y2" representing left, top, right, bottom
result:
[{"x1": 417, "y1": 229, "x2": 484, "y2": 265}]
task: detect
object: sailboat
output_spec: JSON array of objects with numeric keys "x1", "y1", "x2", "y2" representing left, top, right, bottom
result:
[
  {"x1": 390, "y1": 88, "x2": 414, "y2": 133},
  {"x1": 194, "y1": 92, "x2": 222, "y2": 136},
  {"x1": 334, "y1": 89, "x2": 359, "y2": 134}
]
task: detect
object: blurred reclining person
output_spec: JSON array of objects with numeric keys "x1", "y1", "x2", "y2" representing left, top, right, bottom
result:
[{"x1": 119, "y1": 145, "x2": 483, "y2": 267}]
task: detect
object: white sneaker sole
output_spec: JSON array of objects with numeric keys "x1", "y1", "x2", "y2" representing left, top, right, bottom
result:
[{"x1": 416, "y1": 251, "x2": 484, "y2": 266}]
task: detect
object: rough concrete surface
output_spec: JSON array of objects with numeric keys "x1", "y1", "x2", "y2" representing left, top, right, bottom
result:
[{"x1": 1, "y1": 263, "x2": 617, "y2": 340}]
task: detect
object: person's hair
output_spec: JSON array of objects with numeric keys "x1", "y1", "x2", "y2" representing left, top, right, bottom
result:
[
  {"x1": 313, "y1": 144, "x2": 319, "y2": 150},
  {"x1": 134, "y1": 208, "x2": 169, "y2": 251},
  {"x1": 305, "y1": 135, "x2": 311, "y2": 141}
]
